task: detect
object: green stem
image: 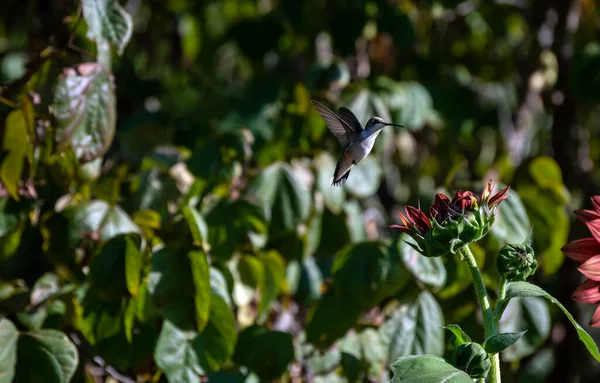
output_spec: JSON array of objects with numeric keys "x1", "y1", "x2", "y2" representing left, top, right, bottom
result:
[
  {"x1": 498, "y1": 277, "x2": 508, "y2": 301},
  {"x1": 459, "y1": 245, "x2": 501, "y2": 383}
]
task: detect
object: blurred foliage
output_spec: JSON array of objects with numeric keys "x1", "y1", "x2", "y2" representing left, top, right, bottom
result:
[{"x1": 1, "y1": 0, "x2": 600, "y2": 382}]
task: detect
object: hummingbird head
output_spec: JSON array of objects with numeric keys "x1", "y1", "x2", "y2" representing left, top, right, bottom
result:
[{"x1": 365, "y1": 117, "x2": 405, "y2": 132}]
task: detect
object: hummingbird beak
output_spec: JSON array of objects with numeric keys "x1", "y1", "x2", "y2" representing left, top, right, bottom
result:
[{"x1": 384, "y1": 122, "x2": 405, "y2": 128}]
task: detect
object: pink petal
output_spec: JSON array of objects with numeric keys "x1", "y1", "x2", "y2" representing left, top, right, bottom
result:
[
  {"x1": 572, "y1": 279, "x2": 600, "y2": 304},
  {"x1": 578, "y1": 255, "x2": 600, "y2": 281},
  {"x1": 592, "y1": 196, "x2": 600, "y2": 214},
  {"x1": 575, "y1": 209, "x2": 600, "y2": 224},
  {"x1": 586, "y1": 219, "x2": 600, "y2": 243},
  {"x1": 561, "y1": 238, "x2": 600, "y2": 263},
  {"x1": 591, "y1": 305, "x2": 600, "y2": 328}
]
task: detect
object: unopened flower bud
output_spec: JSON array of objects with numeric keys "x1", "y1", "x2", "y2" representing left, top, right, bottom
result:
[
  {"x1": 496, "y1": 243, "x2": 537, "y2": 281},
  {"x1": 454, "y1": 342, "x2": 491, "y2": 379}
]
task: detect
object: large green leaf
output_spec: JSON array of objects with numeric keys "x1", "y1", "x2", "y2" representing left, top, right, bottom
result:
[
  {"x1": 148, "y1": 247, "x2": 196, "y2": 331},
  {"x1": 0, "y1": 318, "x2": 18, "y2": 383},
  {"x1": 305, "y1": 288, "x2": 363, "y2": 349},
  {"x1": 89, "y1": 233, "x2": 142, "y2": 301},
  {"x1": 314, "y1": 152, "x2": 345, "y2": 214},
  {"x1": 331, "y1": 242, "x2": 390, "y2": 306},
  {"x1": 489, "y1": 187, "x2": 531, "y2": 245},
  {"x1": 343, "y1": 156, "x2": 382, "y2": 198},
  {"x1": 64, "y1": 200, "x2": 139, "y2": 241},
  {"x1": 155, "y1": 320, "x2": 205, "y2": 383},
  {"x1": 248, "y1": 162, "x2": 311, "y2": 237},
  {"x1": 495, "y1": 282, "x2": 600, "y2": 362},
  {"x1": 379, "y1": 291, "x2": 445, "y2": 361},
  {"x1": 205, "y1": 199, "x2": 267, "y2": 260},
  {"x1": 233, "y1": 325, "x2": 294, "y2": 380},
  {"x1": 497, "y1": 296, "x2": 549, "y2": 361},
  {"x1": 201, "y1": 294, "x2": 237, "y2": 371},
  {"x1": 81, "y1": 0, "x2": 133, "y2": 55},
  {"x1": 390, "y1": 355, "x2": 471, "y2": 383},
  {"x1": 15, "y1": 330, "x2": 79, "y2": 383},
  {"x1": 53, "y1": 63, "x2": 116, "y2": 162},
  {"x1": 398, "y1": 237, "x2": 446, "y2": 289}
]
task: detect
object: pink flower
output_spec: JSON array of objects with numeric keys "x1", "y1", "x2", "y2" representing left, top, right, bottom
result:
[{"x1": 562, "y1": 196, "x2": 600, "y2": 327}]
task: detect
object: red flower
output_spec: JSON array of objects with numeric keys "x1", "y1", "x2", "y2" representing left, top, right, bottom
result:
[
  {"x1": 562, "y1": 195, "x2": 600, "y2": 327},
  {"x1": 390, "y1": 180, "x2": 510, "y2": 257}
]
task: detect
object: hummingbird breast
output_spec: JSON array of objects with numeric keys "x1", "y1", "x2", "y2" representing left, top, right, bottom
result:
[{"x1": 348, "y1": 131, "x2": 378, "y2": 164}]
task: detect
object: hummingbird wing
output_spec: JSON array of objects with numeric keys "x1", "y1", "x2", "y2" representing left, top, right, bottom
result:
[
  {"x1": 337, "y1": 107, "x2": 363, "y2": 132},
  {"x1": 311, "y1": 100, "x2": 355, "y2": 147}
]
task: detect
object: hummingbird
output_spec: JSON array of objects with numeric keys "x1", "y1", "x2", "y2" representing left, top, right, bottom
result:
[{"x1": 311, "y1": 100, "x2": 405, "y2": 187}]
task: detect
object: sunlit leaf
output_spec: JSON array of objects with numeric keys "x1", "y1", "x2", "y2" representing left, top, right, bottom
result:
[
  {"x1": 397, "y1": 237, "x2": 446, "y2": 289},
  {"x1": 53, "y1": 63, "x2": 116, "y2": 162},
  {"x1": 64, "y1": 200, "x2": 139, "y2": 241},
  {"x1": 188, "y1": 250, "x2": 211, "y2": 332},
  {"x1": 15, "y1": 329, "x2": 79, "y2": 383},
  {"x1": 379, "y1": 291, "x2": 444, "y2": 361},
  {"x1": 81, "y1": 0, "x2": 133, "y2": 55},
  {"x1": 154, "y1": 320, "x2": 204, "y2": 383},
  {"x1": 1, "y1": 108, "x2": 33, "y2": 200},
  {"x1": 0, "y1": 318, "x2": 18, "y2": 383},
  {"x1": 390, "y1": 355, "x2": 471, "y2": 383},
  {"x1": 248, "y1": 162, "x2": 311, "y2": 237}
]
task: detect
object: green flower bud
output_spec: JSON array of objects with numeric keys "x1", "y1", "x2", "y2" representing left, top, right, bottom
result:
[
  {"x1": 496, "y1": 243, "x2": 537, "y2": 281},
  {"x1": 454, "y1": 342, "x2": 491, "y2": 379}
]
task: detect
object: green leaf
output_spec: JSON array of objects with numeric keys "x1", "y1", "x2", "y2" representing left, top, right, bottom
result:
[
  {"x1": 148, "y1": 247, "x2": 196, "y2": 331},
  {"x1": 205, "y1": 199, "x2": 267, "y2": 260},
  {"x1": 390, "y1": 355, "x2": 472, "y2": 383},
  {"x1": 65, "y1": 200, "x2": 139, "y2": 241},
  {"x1": 201, "y1": 294, "x2": 237, "y2": 371},
  {"x1": 182, "y1": 206, "x2": 209, "y2": 250},
  {"x1": 248, "y1": 162, "x2": 311, "y2": 237},
  {"x1": 305, "y1": 288, "x2": 363, "y2": 349},
  {"x1": 375, "y1": 79, "x2": 436, "y2": 130},
  {"x1": 238, "y1": 255, "x2": 264, "y2": 288},
  {"x1": 233, "y1": 325, "x2": 294, "y2": 380},
  {"x1": 0, "y1": 318, "x2": 18, "y2": 383},
  {"x1": 124, "y1": 235, "x2": 144, "y2": 297},
  {"x1": 490, "y1": 188, "x2": 531, "y2": 245},
  {"x1": 53, "y1": 63, "x2": 116, "y2": 162},
  {"x1": 483, "y1": 331, "x2": 527, "y2": 355},
  {"x1": 188, "y1": 250, "x2": 211, "y2": 332},
  {"x1": 332, "y1": 242, "x2": 390, "y2": 306},
  {"x1": 15, "y1": 329, "x2": 79, "y2": 383},
  {"x1": 443, "y1": 324, "x2": 472, "y2": 349},
  {"x1": 81, "y1": 0, "x2": 133, "y2": 55},
  {"x1": 89, "y1": 234, "x2": 142, "y2": 300},
  {"x1": 1, "y1": 109, "x2": 33, "y2": 200},
  {"x1": 258, "y1": 251, "x2": 285, "y2": 319},
  {"x1": 379, "y1": 291, "x2": 445, "y2": 361},
  {"x1": 155, "y1": 320, "x2": 204, "y2": 383},
  {"x1": 495, "y1": 282, "x2": 600, "y2": 362},
  {"x1": 497, "y1": 296, "x2": 550, "y2": 362},
  {"x1": 343, "y1": 156, "x2": 381, "y2": 198},
  {"x1": 314, "y1": 152, "x2": 345, "y2": 214},
  {"x1": 398, "y1": 237, "x2": 446, "y2": 289}
]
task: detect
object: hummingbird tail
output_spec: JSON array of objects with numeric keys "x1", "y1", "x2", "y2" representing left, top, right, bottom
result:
[{"x1": 330, "y1": 158, "x2": 352, "y2": 187}]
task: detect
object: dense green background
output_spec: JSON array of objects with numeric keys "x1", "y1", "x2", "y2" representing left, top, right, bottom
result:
[{"x1": 1, "y1": 0, "x2": 600, "y2": 382}]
